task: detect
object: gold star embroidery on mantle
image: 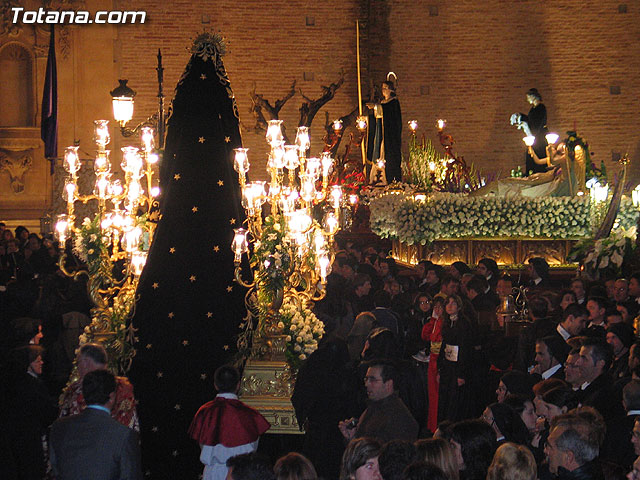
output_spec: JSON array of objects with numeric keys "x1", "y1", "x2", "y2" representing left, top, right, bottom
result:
[
  {"x1": 172, "y1": 450, "x2": 179, "y2": 457},
  {"x1": 206, "y1": 312, "x2": 213, "y2": 318},
  {"x1": 198, "y1": 137, "x2": 205, "y2": 143},
  {"x1": 224, "y1": 136, "x2": 231, "y2": 143},
  {"x1": 213, "y1": 245, "x2": 220, "y2": 252},
  {"x1": 217, "y1": 179, "x2": 224, "y2": 186},
  {"x1": 192, "y1": 206, "x2": 198, "y2": 213},
  {"x1": 169, "y1": 247, "x2": 176, "y2": 254},
  {"x1": 146, "y1": 344, "x2": 152, "y2": 349},
  {"x1": 174, "y1": 404, "x2": 181, "y2": 411},
  {"x1": 200, "y1": 74, "x2": 206, "y2": 80},
  {"x1": 151, "y1": 426, "x2": 159, "y2": 433},
  {"x1": 174, "y1": 174, "x2": 181, "y2": 180},
  {"x1": 168, "y1": 312, "x2": 175, "y2": 318},
  {"x1": 200, "y1": 373, "x2": 207, "y2": 380},
  {"x1": 226, "y1": 285, "x2": 233, "y2": 292},
  {"x1": 152, "y1": 282, "x2": 159, "y2": 289},
  {"x1": 156, "y1": 371, "x2": 163, "y2": 378},
  {"x1": 182, "y1": 340, "x2": 189, "y2": 346},
  {"x1": 223, "y1": 345, "x2": 229, "y2": 350},
  {"x1": 229, "y1": 218, "x2": 236, "y2": 225},
  {"x1": 189, "y1": 275, "x2": 196, "y2": 282}
]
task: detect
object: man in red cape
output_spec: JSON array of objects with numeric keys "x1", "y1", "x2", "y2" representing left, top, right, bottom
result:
[{"x1": 189, "y1": 365, "x2": 270, "y2": 480}]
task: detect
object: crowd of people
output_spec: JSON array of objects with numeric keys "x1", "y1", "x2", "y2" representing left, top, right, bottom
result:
[{"x1": 3, "y1": 218, "x2": 640, "y2": 480}]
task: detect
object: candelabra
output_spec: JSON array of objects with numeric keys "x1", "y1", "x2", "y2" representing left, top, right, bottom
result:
[
  {"x1": 233, "y1": 120, "x2": 341, "y2": 334},
  {"x1": 232, "y1": 120, "x2": 342, "y2": 433},
  {"x1": 54, "y1": 121, "x2": 159, "y2": 372}
]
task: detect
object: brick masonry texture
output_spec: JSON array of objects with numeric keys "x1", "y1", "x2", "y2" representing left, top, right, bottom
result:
[{"x1": 114, "y1": 0, "x2": 639, "y2": 182}]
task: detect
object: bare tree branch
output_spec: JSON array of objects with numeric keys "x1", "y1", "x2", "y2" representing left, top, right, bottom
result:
[
  {"x1": 245, "y1": 80, "x2": 297, "y2": 135},
  {"x1": 298, "y1": 70, "x2": 345, "y2": 128}
]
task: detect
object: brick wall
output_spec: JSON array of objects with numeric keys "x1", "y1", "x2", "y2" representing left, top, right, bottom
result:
[
  {"x1": 109, "y1": 0, "x2": 640, "y2": 183},
  {"x1": 387, "y1": 0, "x2": 640, "y2": 181}
]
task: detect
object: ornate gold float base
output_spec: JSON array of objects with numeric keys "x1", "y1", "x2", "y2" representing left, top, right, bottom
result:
[
  {"x1": 239, "y1": 357, "x2": 301, "y2": 435},
  {"x1": 392, "y1": 238, "x2": 579, "y2": 270},
  {"x1": 240, "y1": 335, "x2": 304, "y2": 434}
]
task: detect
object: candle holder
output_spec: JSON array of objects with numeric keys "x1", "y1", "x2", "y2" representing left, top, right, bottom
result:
[
  {"x1": 233, "y1": 121, "x2": 342, "y2": 433},
  {"x1": 54, "y1": 120, "x2": 159, "y2": 373}
]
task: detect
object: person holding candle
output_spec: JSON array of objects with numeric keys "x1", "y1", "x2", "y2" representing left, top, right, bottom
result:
[{"x1": 510, "y1": 88, "x2": 548, "y2": 176}]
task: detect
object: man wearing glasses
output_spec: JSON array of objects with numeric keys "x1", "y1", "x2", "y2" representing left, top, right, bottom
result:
[
  {"x1": 339, "y1": 360, "x2": 418, "y2": 443},
  {"x1": 544, "y1": 413, "x2": 602, "y2": 480}
]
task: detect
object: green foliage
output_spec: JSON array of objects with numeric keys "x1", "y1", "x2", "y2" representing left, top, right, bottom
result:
[{"x1": 403, "y1": 136, "x2": 440, "y2": 190}]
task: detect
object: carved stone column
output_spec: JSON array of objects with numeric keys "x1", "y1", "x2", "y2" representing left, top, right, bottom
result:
[{"x1": 0, "y1": 127, "x2": 41, "y2": 193}]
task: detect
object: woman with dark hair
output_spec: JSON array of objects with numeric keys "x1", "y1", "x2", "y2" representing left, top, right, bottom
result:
[
  {"x1": 537, "y1": 386, "x2": 578, "y2": 424},
  {"x1": 438, "y1": 295, "x2": 474, "y2": 422},
  {"x1": 552, "y1": 289, "x2": 576, "y2": 321},
  {"x1": 450, "y1": 419, "x2": 497, "y2": 480},
  {"x1": 404, "y1": 292, "x2": 432, "y2": 359},
  {"x1": 340, "y1": 437, "x2": 382, "y2": 480},
  {"x1": 274, "y1": 452, "x2": 318, "y2": 480},
  {"x1": 366, "y1": 77, "x2": 403, "y2": 183},
  {"x1": 482, "y1": 402, "x2": 531, "y2": 446},
  {"x1": 477, "y1": 258, "x2": 499, "y2": 291},
  {"x1": 503, "y1": 395, "x2": 539, "y2": 440},
  {"x1": 422, "y1": 296, "x2": 445, "y2": 432}
]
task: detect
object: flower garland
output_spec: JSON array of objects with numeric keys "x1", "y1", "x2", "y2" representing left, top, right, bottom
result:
[
  {"x1": 278, "y1": 296, "x2": 324, "y2": 370},
  {"x1": 369, "y1": 189, "x2": 640, "y2": 245}
]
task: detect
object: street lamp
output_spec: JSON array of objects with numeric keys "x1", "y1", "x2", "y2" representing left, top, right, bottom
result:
[{"x1": 110, "y1": 49, "x2": 166, "y2": 149}]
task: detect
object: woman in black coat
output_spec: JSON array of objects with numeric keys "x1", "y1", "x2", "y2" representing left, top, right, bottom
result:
[{"x1": 438, "y1": 294, "x2": 474, "y2": 422}]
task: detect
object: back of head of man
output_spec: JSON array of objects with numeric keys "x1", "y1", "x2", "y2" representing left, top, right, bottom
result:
[
  {"x1": 226, "y1": 452, "x2": 274, "y2": 480},
  {"x1": 77, "y1": 343, "x2": 108, "y2": 378},
  {"x1": 623, "y1": 379, "x2": 640, "y2": 413},
  {"x1": 560, "y1": 304, "x2": 589, "y2": 338},
  {"x1": 466, "y1": 274, "x2": 488, "y2": 301},
  {"x1": 214, "y1": 364, "x2": 240, "y2": 394},
  {"x1": 82, "y1": 369, "x2": 117, "y2": 408},
  {"x1": 545, "y1": 413, "x2": 600, "y2": 475}
]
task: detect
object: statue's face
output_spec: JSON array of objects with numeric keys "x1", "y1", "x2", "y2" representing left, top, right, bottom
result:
[{"x1": 381, "y1": 83, "x2": 392, "y2": 100}]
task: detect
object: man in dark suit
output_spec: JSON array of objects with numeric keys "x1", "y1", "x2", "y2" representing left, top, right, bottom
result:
[
  {"x1": 531, "y1": 336, "x2": 570, "y2": 381},
  {"x1": 50, "y1": 370, "x2": 142, "y2": 480},
  {"x1": 575, "y1": 337, "x2": 623, "y2": 421}
]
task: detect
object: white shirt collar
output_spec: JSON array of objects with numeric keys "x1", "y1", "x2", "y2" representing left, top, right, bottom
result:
[
  {"x1": 581, "y1": 381, "x2": 591, "y2": 390},
  {"x1": 557, "y1": 324, "x2": 571, "y2": 341},
  {"x1": 542, "y1": 363, "x2": 562, "y2": 380},
  {"x1": 216, "y1": 393, "x2": 239, "y2": 400},
  {"x1": 533, "y1": 277, "x2": 542, "y2": 285},
  {"x1": 627, "y1": 410, "x2": 640, "y2": 416},
  {"x1": 588, "y1": 320, "x2": 605, "y2": 328}
]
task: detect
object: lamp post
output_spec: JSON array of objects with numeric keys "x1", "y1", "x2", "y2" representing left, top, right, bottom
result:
[{"x1": 110, "y1": 49, "x2": 166, "y2": 149}]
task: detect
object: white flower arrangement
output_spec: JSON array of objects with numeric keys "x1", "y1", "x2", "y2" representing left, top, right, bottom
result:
[
  {"x1": 279, "y1": 296, "x2": 325, "y2": 369},
  {"x1": 369, "y1": 190, "x2": 639, "y2": 245},
  {"x1": 581, "y1": 226, "x2": 636, "y2": 278}
]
